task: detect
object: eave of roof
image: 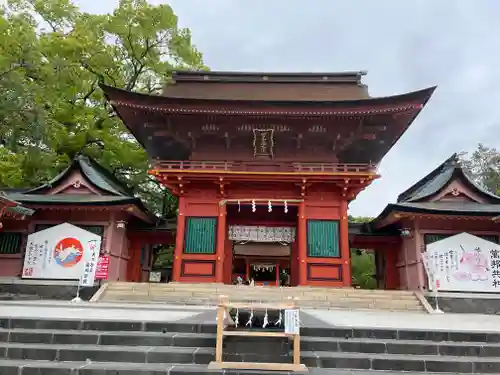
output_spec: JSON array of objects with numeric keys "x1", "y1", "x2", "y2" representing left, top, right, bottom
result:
[
  {"x1": 376, "y1": 202, "x2": 500, "y2": 222},
  {"x1": 101, "y1": 84, "x2": 436, "y2": 110},
  {"x1": 6, "y1": 193, "x2": 139, "y2": 206},
  {"x1": 6, "y1": 205, "x2": 35, "y2": 216},
  {"x1": 0, "y1": 193, "x2": 35, "y2": 216},
  {"x1": 171, "y1": 70, "x2": 368, "y2": 84}
]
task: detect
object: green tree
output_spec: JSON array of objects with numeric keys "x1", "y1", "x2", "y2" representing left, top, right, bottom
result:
[
  {"x1": 350, "y1": 249, "x2": 376, "y2": 289},
  {"x1": 348, "y1": 215, "x2": 373, "y2": 223},
  {"x1": 460, "y1": 144, "x2": 500, "y2": 195},
  {"x1": 0, "y1": 0, "x2": 206, "y2": 215},
  {"x1": 152, "y1": 244, "x2": 174, "y2": 268},
  {"x1": 348, "y1": 216, "x2": 376, "y2": 289}
]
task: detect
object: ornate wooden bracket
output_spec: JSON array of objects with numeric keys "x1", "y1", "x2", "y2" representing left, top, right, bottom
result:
[
  {"x1": 216, "y1": 177, "x2": 229, "y2": 197},
  {"x1": 224, "y1": 132, "x2": 231, "y2": 149},
  {"x1": 295, "y1": 133, "x2": 303, "y2": 149}
]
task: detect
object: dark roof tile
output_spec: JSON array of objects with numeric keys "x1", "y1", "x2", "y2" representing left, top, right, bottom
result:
[
  {"x1": 387, "y1": 201, "x2": 500, "y2": 215},
  {"x1": 5, "y1": 193, "x2": 137, "y2": 205},
  {"x1": 26, "y1": 154, "x2": 133, "y2": 197},
  {"x1": 397, "y1": 153, "x2": 500, "y2": 203}
]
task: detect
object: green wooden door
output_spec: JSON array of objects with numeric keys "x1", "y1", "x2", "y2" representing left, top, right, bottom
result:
[
  {"x1": 307, "y1": 220, "x2": 340, "y2": 257},
  {"x1": 184, "y1": 217, "x2": 217, "y2": 254},
  {"x1": 0, "y1": 233, "x2": 22, "y2": 254}
]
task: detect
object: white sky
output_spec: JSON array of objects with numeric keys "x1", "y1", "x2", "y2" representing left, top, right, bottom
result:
[{"x1": 15, "y1": 0, "x2": 500, "y2": 217}]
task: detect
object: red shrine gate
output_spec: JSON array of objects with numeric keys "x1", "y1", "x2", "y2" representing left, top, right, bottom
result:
[
  {"x1": 102, "y1": 70, "x2": 435, "y2": 288},
  {"x1": 169, "y1": 191, "x2": 357, "y2": 288}
]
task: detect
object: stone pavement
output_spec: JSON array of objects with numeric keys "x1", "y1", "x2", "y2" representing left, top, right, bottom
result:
[
  {"x1": 2, "y1": 300, "x2": 500, "y2": 333},
  {"x1": 305, "y1": 308, "x2": 500, "y2": 332},
  {"x1": 0, "y1": 300, "x2": 207, "y2": 322}
]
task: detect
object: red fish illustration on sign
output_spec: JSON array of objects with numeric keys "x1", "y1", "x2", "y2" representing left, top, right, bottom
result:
[{"x1": 54, "y1": 237, "x2": 83, "y2": 268}]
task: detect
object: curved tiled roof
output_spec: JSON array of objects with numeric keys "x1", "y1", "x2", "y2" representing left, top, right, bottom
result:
[
  {"x1": 397, "y1": 153, "x2": 500, "y2": 203},
  {"x1": 26, "y1": 155, "x2": 134, "y2": 197},
  {"x1": 372, "y1": 153, "x2": 500, "y2": 229}
]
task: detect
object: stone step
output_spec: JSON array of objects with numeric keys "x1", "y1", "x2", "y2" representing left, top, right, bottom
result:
[
  {"x1": 3, "y1": 317, "x2": 500, "y2": 343},
  {"x1": 3, "y1": 328, "x2": 500, "y2": 358},
  {"x1": 2, "y1": 359, "x2": 487, "y2": 375},
  {"x1": 0, "y1": 293, "x2": 42, "y2": 301},
  {"x1": 99, "y1": 283, "x2": 424, "y2": 312},
  {"x1": 107, "y1": 282, "x2": 417, "y2": 295},
  {"x1": 106, "y1": 286, "x2": 413, "y2": 294},
  {"x1": 108, "y1": 294, "x2": 420, "y2": 304},
  {"x1": 150, "y1": 291, "x2": 419, "y2": 301},
  {"x1": 112, "y1": 288, "x2": 417, "y2": 298},
  {"x1": 102, "y1": 289, "x2": 421, "y2": 299},
  {"x1": 154, "y1": 282, "x2": 415, "y2": 292},
  {"x1": 1, "y1": 342, "x2": 499, "y2": 373},
  {"x1": 100, "y1": 295, "x2": 424, "y2": 311},
  {"x1": 146, "y1": 285, "x2": 415, "y2": 293}
]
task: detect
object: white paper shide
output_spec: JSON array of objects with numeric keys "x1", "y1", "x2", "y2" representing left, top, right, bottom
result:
[
  {"x1": 22, "y1": 223, "x2": 102, "y2": 285},
  {"x1": 422, "y1": 232, "x2": 500, "y2": 293}
]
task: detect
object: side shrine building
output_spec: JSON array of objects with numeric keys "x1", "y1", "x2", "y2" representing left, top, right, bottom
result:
[
  {"x1": 101, "y1": 70, "x2": 437, "y2": 287},
  {"x1": 367, "y1": 153, "x2": 500, "y2": 291},
  {"x1": 0, "y1": 155, "x2": 174, "y2": 282}
]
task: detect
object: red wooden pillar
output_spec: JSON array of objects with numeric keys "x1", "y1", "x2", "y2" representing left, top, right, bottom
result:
[
  {"x1": 172, "y1": 196, "x2": 186, "y2": 282},
  {"x1": 340, "y1": 200, "x2": 351, "y2": 287},
  {"x1": 384, "y1": 245, "x2": 400, "y2": 289},
  {"x1": 126, "y1": 238, "x2": 142, "y2": 282},
  {"x1": 223, "y1": 238, "x2": 233, "y2": 284},
  {"x1": 298, "y1": 201, "x2": 307, "y2": 286},
  {"x1": 215, "y1": 203, "x2": 226, "y2": 283}
]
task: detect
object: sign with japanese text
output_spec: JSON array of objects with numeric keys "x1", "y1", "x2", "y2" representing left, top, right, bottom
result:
[
  {"x1": 252, "y1": 129, "x2": 274, "y2": 158},
  {"x1": 22, "y1": 222, "x2": 102, "y2": 285},
  {"x1": 284, "y1": 309, "x2": 300, "y2": 335},
  {"x1": 421, "y1": 251, "x2": 439, "y2": 291},
  {"x1": 423, "y1": 232, "x2": 500, "y2": 293},
  {"x1": 95, "y1": 256, "x2": 109, "y2": 280}
]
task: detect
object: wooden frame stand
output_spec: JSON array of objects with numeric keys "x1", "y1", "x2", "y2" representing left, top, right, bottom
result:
[{"x1": 208, "y1": 296, "x2": 308, "y2": 372}]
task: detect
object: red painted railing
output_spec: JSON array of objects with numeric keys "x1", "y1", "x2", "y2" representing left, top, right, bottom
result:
[{"x1": 153, "y1": 160, "x2": 376, "y2": 173}]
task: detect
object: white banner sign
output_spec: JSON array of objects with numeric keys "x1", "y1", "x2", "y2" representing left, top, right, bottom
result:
[
  {"x1": 284, "y1": 309, "x2": 300, "y2": 335},
  {"x1": 22, "y1": 223, "x2": 102, "y2": 285},
  {"x1": 424, "y1": 232, "x2": 500, "y2": 293}
]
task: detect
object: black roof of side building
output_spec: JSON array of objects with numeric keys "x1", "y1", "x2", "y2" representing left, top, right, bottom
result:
[
  {"x1": 372, "y1": 153, "x2": 500, "y2": 228},
  {"x1": 3, "y1": 155, "x2": 155, "y2": 223}
]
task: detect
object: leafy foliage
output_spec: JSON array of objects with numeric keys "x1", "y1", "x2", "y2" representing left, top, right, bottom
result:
[
  {"x1": 348, "y1": 215, "x2": 373, "y2": 223},
  {"x1": 351, "y1": 249, "x2": 377, "y2": 289},
  {"x1": 348, "y1": 215, "x2": 377, "y2": 289},
  {"x1": 0, "y1": 0, "x2": 206, "y2": 215},
  {"x1": 153, "y1": 244, "x2": 174, "y2": 268},
  {"x1": 460, "y1": 144, "x2": 500, "y2": 195}
]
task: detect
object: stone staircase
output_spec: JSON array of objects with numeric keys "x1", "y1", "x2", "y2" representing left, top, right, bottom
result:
[
  {"x1": 95, "y1": 282, "x2": 426, "y2": 312},
  {"x1": 0, "y1": 315, "x2": 499, "y2": 374}
]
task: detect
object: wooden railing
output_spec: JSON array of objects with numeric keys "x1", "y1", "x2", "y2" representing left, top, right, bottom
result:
[{"x1": 153, "y1": 160, "x2": 376, "y2": 173}]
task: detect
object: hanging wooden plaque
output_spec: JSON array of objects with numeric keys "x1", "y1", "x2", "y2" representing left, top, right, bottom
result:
[{"x1": 253, "y1": 129, "x2": 274, "y2": 158}]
